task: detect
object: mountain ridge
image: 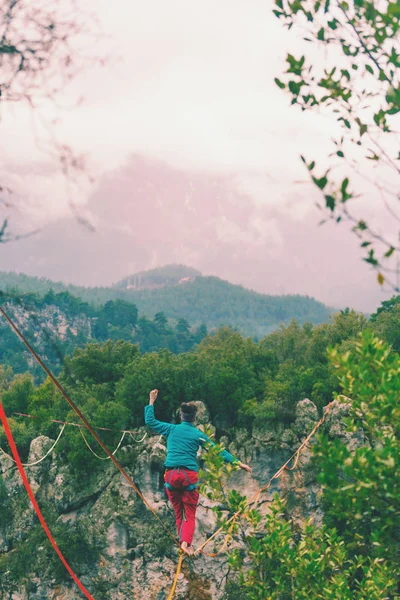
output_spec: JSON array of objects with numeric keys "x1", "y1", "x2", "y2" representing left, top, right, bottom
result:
[
  {"x1": 114, "y1": 264, "x2": 201, "y2": 291},
  {"x1": 0, "y1": 266, "x2": 332, "y2": 338}
]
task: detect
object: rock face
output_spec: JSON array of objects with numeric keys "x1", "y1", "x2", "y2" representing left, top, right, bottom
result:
[{"x1": 0, "y1": 399, "x2": 345, "y2": 600}]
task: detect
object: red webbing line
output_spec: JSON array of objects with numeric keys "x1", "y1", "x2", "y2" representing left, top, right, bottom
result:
[
  {"x1": 0, "y1": 402, "x2": 95, "y2": 600},
  {"x1": 0, "y1": 305, "x2": 178, "y2": 545}
]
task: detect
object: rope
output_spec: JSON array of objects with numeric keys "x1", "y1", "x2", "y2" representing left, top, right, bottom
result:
[
  {"x1": 79, "y1": 429, "x2": 127, "y2": 460},
  {"x1": 0, "y1": 403, "x2": 96, "y2": 600},
  {"x1": 128, "y1": 431, "x2": 148, "y2": 443},
  {"x1": 0, "y1": 423, "x2": 66, "y2": 467},
  {"x1": 0, "y1": 423, "x2": 146, "y2": 467},
  {"x1": 12, "y1": 411, "x2": 144, "y2": 435},
  {"x1": 167, "y1": 552, "x2": 184, "y2": 600},
  {"x1": 197, "y1": 517, "x2": 238, "y2": 557},
  {"x1": 0, "y1": 304, "x2": 179, "y2": 547}
]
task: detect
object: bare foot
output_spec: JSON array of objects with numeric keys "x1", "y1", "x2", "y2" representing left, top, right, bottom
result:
[{"x1": 180, "y1": 542, "x2": 194, "y2": 556}]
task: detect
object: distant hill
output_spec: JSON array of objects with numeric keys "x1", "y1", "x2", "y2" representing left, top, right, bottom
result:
[
  {"x1": 115, "y1": 264, "x2": 201, "y2": 291},
  {"x1": 0, "y1": 266, "x2": 331, "y2": 337},
  {"x1": 118, "y1": 275, "x2": 330, "y2": 337}
]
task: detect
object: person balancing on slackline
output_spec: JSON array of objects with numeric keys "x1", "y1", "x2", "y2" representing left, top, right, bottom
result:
[{"x1": 144, "y1": 389, "x2": 252, "y2": 556}]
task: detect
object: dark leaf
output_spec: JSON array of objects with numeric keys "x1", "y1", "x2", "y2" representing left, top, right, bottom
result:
[
  {"x1": 313, "y1": 175, "x2": 328, "y2": 190},
  {"x1": 357, "y1": 221, "x2": 368, "y2": 231},
  {"x1": 325, "y1": 195, "x2": 336, "y2": 210},
  {"x1": 274, "y1": 78, "x2": 286, "y2": 89},
  {"x1": 384, "y1": 247, "x2": 395, "y2": 258}
]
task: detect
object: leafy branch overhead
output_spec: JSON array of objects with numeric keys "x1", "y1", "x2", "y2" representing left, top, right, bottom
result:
[
  {"x1": 274, "y1": 0, "x2": 400, "y2": 289},
  {"x1": 0, "y1": 0, "x2": 104, "y2": 242}
]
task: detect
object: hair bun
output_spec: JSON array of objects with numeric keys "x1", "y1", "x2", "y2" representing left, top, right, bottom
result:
[{"x1": 181, "y1": 402, "x2": 197, "y2": 415}]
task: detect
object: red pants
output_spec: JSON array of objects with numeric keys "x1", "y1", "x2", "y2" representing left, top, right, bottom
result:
[{"x1": 164, "y1": 468, "x2": 199, "y2": 546}]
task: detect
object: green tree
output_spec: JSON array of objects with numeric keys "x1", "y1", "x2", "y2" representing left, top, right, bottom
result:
[
  {"x1": 264, "y1": 320, "x2": 311, "y2": 366},
  {"x1": 175, "y1": 318, "x2": 195, "y2": 353},
  {"x1": 0, "y1": 364, "x2": 13, "y2": 393},
  {"x1": 62, "y1": 340, "x2": 139, "y2": 387},
  {"x1": 196, "y1": 328, "x2": 263, "y2": 425},
  {"x1": 115, "y1": 349, "x2": 183, "y2": 423},
  {"x1": 154, "y1": 311, "x2": 168, "y2": 333},
  {"x1": 2, "y1": 373, "x2": 34, "y2": 415},
  {"x1": 194, "y1": 323, "x2": 208, "y2": 344},
  {"x1": 102, "y1": 299, "x2": 138, "y2": 328},
  {"x1": 370, "y1": 295, "x2": 400, "y2": 351},
  {"x1": 370, "y1": 295, "x2": 400, "y2": 320},
  {"x1": 222, "y1": 331, "x2": 399, "y2": 599},
  {"x1": 318, "y1": 331, "x2": 400, "y2": 568},
  {"x1": 227, "y1": 497, "x2": 396, "y2": 600}
]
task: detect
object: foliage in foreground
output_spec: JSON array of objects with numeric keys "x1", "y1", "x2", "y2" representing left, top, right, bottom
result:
[
  {"x1": 0, "y1": 305, "x2": 399, "y2": 596},
  {"x1": 275, "y1": 0, "x2": 400, "y2": 289},
  {"x1": 205, "y1": 332, "x2": 399, "y2": 599}
]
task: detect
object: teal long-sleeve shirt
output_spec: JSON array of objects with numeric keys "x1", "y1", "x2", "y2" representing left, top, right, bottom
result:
[{"x1": 144, "y1": 405, "x2": 238, "y2": 472}]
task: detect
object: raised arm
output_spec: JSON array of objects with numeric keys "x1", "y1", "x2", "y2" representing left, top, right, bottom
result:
[
  {"x1": 200, "y1": 433, "x2": 252, "y2": 473},
  {"x1": 144, "y1": 389, "x2": 174, "y2": 437}
]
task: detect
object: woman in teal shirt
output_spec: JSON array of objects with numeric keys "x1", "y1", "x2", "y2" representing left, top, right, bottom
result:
[{"x1": 145, "y1": 389, "x2": 252, "y2": 555}]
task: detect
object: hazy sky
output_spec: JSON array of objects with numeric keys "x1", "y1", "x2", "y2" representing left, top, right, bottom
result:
[{"x1": 0, "y1": 0, "x2": 396, "y2": 312}]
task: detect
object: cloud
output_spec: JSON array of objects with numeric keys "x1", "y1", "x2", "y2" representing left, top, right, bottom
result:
[
  {"x1": 0, "y1": 0, "x2": 397, "y2": 315},
  {"x1": 1, "y1": 0, "x2": 337, "y2": 178},
  {"x1": 0, "y1": 154, "x2": 394, "y2": 313}
]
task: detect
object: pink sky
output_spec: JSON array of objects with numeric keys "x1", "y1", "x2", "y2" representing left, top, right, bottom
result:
[{"x1": 0, "y1": 0, "x2": 397, "y2": 312}]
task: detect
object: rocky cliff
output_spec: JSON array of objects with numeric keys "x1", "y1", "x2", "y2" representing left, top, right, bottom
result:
[{"x1": 0, "y1": 400, "x2": 347, "y2": 600}]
